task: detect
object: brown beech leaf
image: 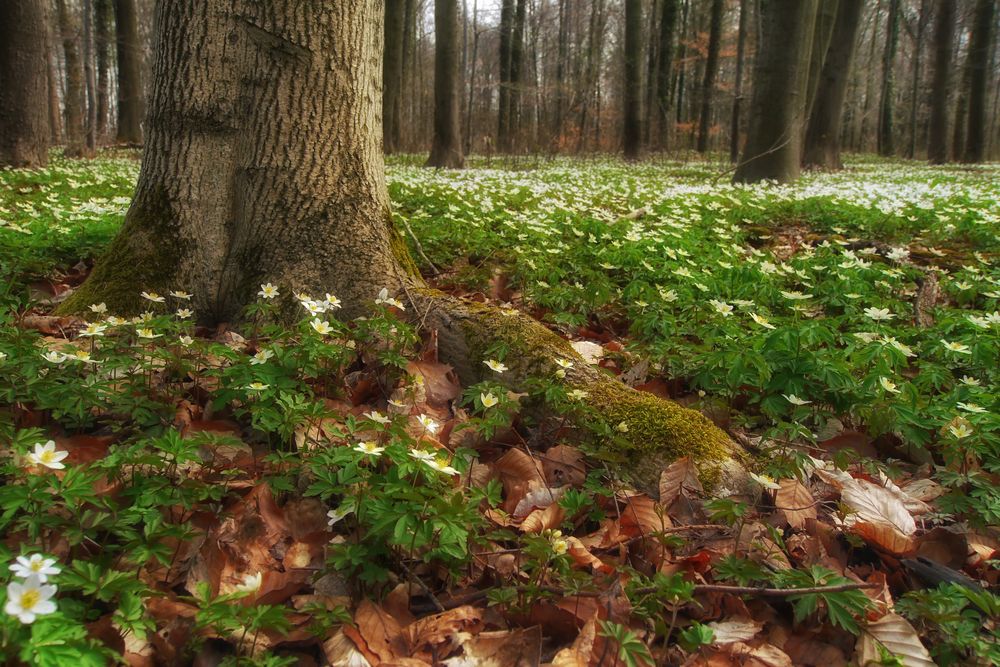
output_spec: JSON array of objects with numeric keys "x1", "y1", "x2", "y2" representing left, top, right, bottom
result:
[
  {"x1": 407, "y1": 360, "x2": 462, "y2": 410},
  {"x1": 513, "y1": 485, "x2": 566, "y2": 519},
  {"x1": 618, "y1": 495, "x2": 670, "y2": 538},
  {"x1": 856, "y1": 613, "x2": 934, "y2": 667},
  {"x1": 565, "y1": 537, "x2": 613, "y2": 573},
  {"x1": 725, "y1": 642, "x2": 793, "y2": 667},
  {"x1": 966, "y1": 532, "x2": 999, "y2": 566},
  {"x1": 658, "y1": 456, "x2": 703, "y2": 507},
  {"x1": 841, "y1": 479, "x2": 916, "y2": 555},
  {"x1": 521, "y1": 504, "x2": 566, "y2": 534},
  {"x1": 549, "y1": 614, "x2": 597, "y2": 667},
  {"x1": 542, "y1": 445, "x2": 586, "y2": 488},
  {"x1": 444, "y1": 627, "x2": 542, "y2": 667},
  {"x1": 916, "y1": 526, "x2": 969, "y2": 569},
  {"x1": 774, "y1": 479, "x2": 816, "y2": 530},
  {"x1": 406, "y1": 605, "x2": 484, "y2": 661},
  {"x1": 706, "y1": 618, "x2": 764, "y2": 645},
  {"x1": 346, "y1": 599, "x2": 407, "y2": 664}
]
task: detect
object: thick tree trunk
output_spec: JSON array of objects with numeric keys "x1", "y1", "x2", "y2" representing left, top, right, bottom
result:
[
  {"x1": 497, "y1": 0, "x2": 515, "y2": 152},
  {"x1": 877, "y1": 0, "x2": 900, "y2": 156},
  {"x1": 729, "y1": 0, "x2": 749, "y2": 163},
  {"x1": 962, "y1": 0, "x2": 995, "y2": 163},
  {"x1": 803, "y1": 0, "x2": 839, "y2": 128},
  {"x1": 802, "y1": 0, "x2": 864, "y2": 170},
  {"x1": 95, "y1": 0, "x2": 112, "y2": 140},
  {"x1": 62, "y1": 0, "x2": 746, "y2": 491},
  {"x1": 733, "y1": 0, "x2": 818, "y2": 184},
  {"x1": 656, "y1": 0, "x2": 679, "y2": 150},
  {"x1": 696, "y1": 0, "x2": 723, "y2": 153},
  {"x1": 383, "y1": 0, "x2": 405, "y2": 154},
  {"x1": 951, "y1": 51, "x2": 971, "y2": 161},
  {"x1": 0, "y1": 0, "x2": 51, "y2": 167},
  {"x1": 623, "y1": 0, "x2": 643, "y2": 161},
  {"x1": 58, "y1": 0, "x2": 89, "y2": 158},
  {"x1": 114, "y1": 0, "x2": 144, "y2": 144},
  {"x1": 927, "y1": 0, "x2": 955, "y2": 164},
  {"x1": 508, "y1": 0, "x2": 527, "y2": 150},
  {"x1": 427, "y1": 0, "x2": 464, "y2": 168}
]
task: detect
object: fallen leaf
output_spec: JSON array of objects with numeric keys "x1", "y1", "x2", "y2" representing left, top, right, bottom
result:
[
  {"x1": 521, "y1": 503, "x2": 566, "y2": 533},
  {"x1": 659, "y1": 456, "x2": 703, "y2": 507},
  {"x1": 443, "y1": 627, "x2": 541, "y2": 667},
  {"x1": 346, "y1": 599, "x2": 407, "y2": 664},
  {"x1": 774, "y1": 479, "x2": 816, "y2": 530},
  {"x1": 542, "y1": 445, "x2": 586, "y2": 488},
  {"x1": 570, "y1": 340, "x2": 604, "y2": 364},
  {"x1": 707, "y1": 617, "x2": 763, "y2": 645},
  {"x1": 840, "y1": 478, "x2": 916, "y2": 555},
  {"x1": 856, "y1": 613, "x2": 934, "y2": 667},
  {"x1": 618, "y1": 494, "x2": 670, "y2": 538}
]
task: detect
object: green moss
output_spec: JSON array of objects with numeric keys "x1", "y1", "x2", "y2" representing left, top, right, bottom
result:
[{"x1": 389, "y1": 217, "x2": 422, "y2": 280}]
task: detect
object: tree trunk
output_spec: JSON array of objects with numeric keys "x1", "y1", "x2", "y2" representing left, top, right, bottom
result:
[
  {"x1": 383, "y1": 0, "x2": 405, "y2": 154},
  {"x1": 877, "y1": 0, "x2": 900, "y2": 156},
  {"x1": 0, "y1": 0, "x2": 51, "y2": 167},
  {"x1": 962, "y1": 0, "x2": 995, "y2": 163},
  {"x1": 729, "y1": 0, "x2": 749, "y2": 163},
  {"x1": 114, "y1": 0, "x2": 144, "y2": 144},
  {"x1": 803, "y1": 0, "x2": 839, "y2": 128},
  {"x1": 927, "y1": 0, "x2": 955, "y2": 164},
  {"x1": 951, "y1": 49, "x2": 972, "y2": 161},
  {"x1": 553, "y1": 0, "x2": 569, "y2": 148},
  {"x1": 733, "y1": 0, "x2": 818, "y2": 184},
  {"x1": 696, "y1": 0, "x2": 723, "y2": 153},
  {"x1": 465, "y1": 0, "x2": 479, "y2": 154},
  {"x1": 906, "y1": 0, "x2": 929, "y2": 159},
  {"x1": 675, "y1": 0, "x2": 689, "y2": 126},
  {"x1": 427, "y1": 0, "x2": 464, "y2": 168},
  {"x1": 859, "y1": 0, "x2": 883, "y2": 151},
  {"x1": 497, "y1": 0, "x2": 515, "y2": 152},
  {"x1": 623, "y1": 0, "x2": 643, "y2": 161},
  {"x1": 802, "y1": 0, "x2": 864, "y2": 170},
  {"x1": 656, "y1": 0, "x2": 679, "y2": 150},
  {"x1": 83, "y1": 0, "x2": 98, "y2": 154},
  {"x1": 95, "y1": 0, "x2": 112, "y2": 140},
  {"x1": 62, "y1": 0, "x2": 747, "y2": 493},
  {"x1": 48, "y1": 43, "x2": 64, "y2": 145},
  {"x1": 508, "y1": 0, "x2": 527, "y2": 151},
  {"x1": 58, "y1": 0, "x2": 89, "y2": 158}
]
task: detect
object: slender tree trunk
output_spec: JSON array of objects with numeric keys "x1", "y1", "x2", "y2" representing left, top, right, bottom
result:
[
  {"x1": 465, "y1": 0, "x2": 479, "y2": 154},
  {"x1": 675, "y1": 0, "x2": 690, "y2": 126},
  {"x1": 963, "y1": 0, "x2": 995, "y2": 163},
  {"x1": 497, "y1": 0, "x2": 514, "y2": 152},
  {"x1": 860, "y1": 0, "x2": 882, "y2": 151},
  {"x1": 58, "y1": 0, "x2": 88, "y2": 158},
  {"x1": 928, "y1": 0, "x2": 956, "y2": 163},
  {"x1": 95, "y1": 0, "x2": 112, "y2": 140},
  {"x1": 952, "y1": 50, "x2": 972, "y2": 161},
  {"x1": 0, "y1": 0, "x2": 51, "y2": 167},
  {"x1": 83, "y1": 0, "x2": 98, "y2": 154},
  {"x1": 643, "y1": 0, "x2": 659, "y2": 147},
  {"x1": 62, "y1": 0, "x2": 746, "y2": 493},
  {"x1": 656, "y1": 0, "x2": 679, "y2": 150},
  {"x1": 383, "y1": 0, "x2": 405, "y2": 154},
  {"x1": 623, "y1": 0, "x2": 643, "y2": 161},
  {"x1": 47, "y1": 44, "x2": 64, "y2": 145},
  {"x1": 729, "y1": 0, "x2": 749, "y2": 163},
  {"x1": 733, "y1": 0, "x2": 818, "y2": 184},
  {"x1": 114, "y1": 0, "x2": 144, "y2": 144},
  {"x1": 553, "y1": 0, "x2": 569, "y2": 148},
  {"x1": 877, "y1": 0, "x2": 900, "y2": 156},
  {"x1": 508, "y1": 0, "x2": 527, "y2": 151},
  {"x1": 803, "y1": 0, "x2": 839, "y2": 128},
  {"x1": 402, "y1": 0, "x2": 417, "y2": 147},
  {"x1": 427, "y1": 0, "x2": 464, "y2": 167},
  {"x1": 802, "y1": 0, "x2": 864, "y2": 169},
  {"x1": 696, "y1": 0, "x2": 723, "y2": 153}
]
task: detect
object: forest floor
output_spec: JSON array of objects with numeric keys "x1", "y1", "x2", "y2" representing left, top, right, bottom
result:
[{"x1": 0, "y1": 151, "x2": 998, "y2": 666}]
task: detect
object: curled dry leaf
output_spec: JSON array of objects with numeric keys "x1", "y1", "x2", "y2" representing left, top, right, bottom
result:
[
  {"x1": 542, "y1": 445, "x2": 586, "y2": 488},
  {"x1": 406, "y1": 605, "x2": 484, "y2": 661},
  {"x1": 658, "y1": 456, "x2": 703, "y2": 507},
  {"x1": 549, "y1": 614, "x2": 597, "y2": 667},
  {"x1": 570, "y1": 340, "x2": 604, "y2": 364},
  {"x1": 442, "y1": 627, "x2": 542, "y2": 667},
  {"x1": 774, "y1": 479, "x2": 816, "y2": 530},
  {"x1": 856, "y1": 613, "x2": 934, "y2": 667},
  {"x1": 324, "y1": 629, "x2": 373, "y2": 667},
  {"x1": 898, "y1": 477, "x2": 945, "y2": 503},
  {"x1": 840, "y1": 478, "x2": 916, "y2": 555},
  {"x1": 618, "y1": 494, "x2": 670, "y2": 538},
  {"x1": 706, "y1": 617, "x2": 764, "y2": 645},
  {"x1": 345, "y1": 599, "x2": 407, "y2": 664},
  {"x1": 521, "y1": 503, "x2": 566, "y2": 534},
  {"x1": 565, "y1": 537, "x2": 613, "y2": 573},
  {"x1": 514, "y1": 485, "x2": 566, "y2": 519},
  {"x1": 407, "y1": 360, "x2": 462, "y2": 410},
  {"x1": 725, "y1": 642, "x2": 793, "y2": 667}
]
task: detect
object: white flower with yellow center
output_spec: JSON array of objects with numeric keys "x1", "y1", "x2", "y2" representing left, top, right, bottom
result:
[
  {"x1": 480, "y1": 392, "x2": 499, "y2": 408},
  {"x1": 780, "y1": 291, "x2": 812, "y2": 300},
  {"x1": 257, "y1": 283, "x2": 280, "y2": 299},
  {"x1": 27, "y1": 441, "x2": 68, "y2": 470},
  {"x1": 783, "y1": 394, "x2": 811, "y2": 406},
  {"x1": 10, "y1": 554, "x2": 60, "y2": 583},
  {"x1": 105, "y1": 316, "x2": 126, "y2": 326},
  {"x1": 879, "y1": 377, "x2": 901, "y2": 394},
  {"x1": 863, "y1": 307, "x2": 894, "y2": 321},
  {"x1": 749, "y1": 313, "x2": 776, "y2": 330},
  {"x1": 324, "y1": 293, "x2": 342, "y2": 310},
  {"x1": 89, "y1": 302, "x2": 107, "y2": 314},
  {"x1": 235, "y1": 572, "x2": 262, "y2": 594},
  {"x1": 176, "y1": 308, "x2": 193, "y2": 319},
  {"x1": 79, "y1": 322, "x2": 107, "y2": 337},
  {"x1": 140, "y1": 291, "x2": 165, "y2": 303},
  {"x1": 408, "y1": 448, "x2": 436, "y2": 463},
  {"x1": 956, "y1": 402, "x2": 987, "y2": 414},
  {"x1": 170, "y1": 290, "x2": 192, "y2": 300},
  {"x1": 567, "y1": 389, "x2": 589, "y2": 400},
  {"x1": 303, "y1": 300, "x2": 327, "y2": 316},
  {"x1": 246, "y1": 382, "x2": 269, "y2": 391},
  {"x1": 749, "y1": 472, "x2": 780, "y2": 490},
  {"x1": 67, "y1": 349, "x2": 97, "y2": 364},
  {"x1": 364, "y1": 410, "x2": 391, "y2": 425},
  {"x1": 136, "y1": 328, "x2": 161, "y2": 339},
  {"x1": 41, "y1": 351, "x2": 65, "y2": 364},
  {"x1": 948, "y1": 422, "x2": 973, "y2": 439},
  {"x1": 4, "y1": 575, "x2": 57, "y2": 624},
  {"x1": 941, "y1": 340, "x2": 971, "y2": 354},
  {"x1": 425, "y1": 457, "x2": 459, "y2": 476},
  {"x1": 178, "y1": 335, "x2": 194, "y2": 347},
  {"x1": 375, "y1": 287, "x2": 405, "y2": 310},
  {"x1": 353, "y1": 441, "x2": 385, "y2": 457},
  {"x1": 710, "y1": 300, "x2": 734, "y2": 316},
  {"x1": 250, "y1": 349, "x2": 274, "y2": 365},
  {"x1": 484, "y1": 359, "x2": 508, "y2": 373},
  {"x1": 959, "y1": 375, "x2": 980, "y2": 386},
  {"x1": 417, "y1": 415, "x2": 440, "y2": 434}
]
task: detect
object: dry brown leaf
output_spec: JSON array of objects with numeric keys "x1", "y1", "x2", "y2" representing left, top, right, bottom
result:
[
  {"x1": 407, "y1": 360, "x2": 462, "y2": 409},
  {"x1": 406, "y1": 605, "x2": 484, "y2": 660},
  {"x1": 899, "y1": 478, "x2": 945, "y2": 503},
  {"x1": 840, "y1": 478, "x2": 916, "y2": 555},
  {"x1": 967, "y1": 532, "x2": 999, "y2": 565},
  {"x1": 323, "y1": 629, "x2": 373, "y2": 667},
  {"x1": 723, "y1": 642, "x2": 792, "y2": 667},
  {"x1": 549, "y1": 614, "x2": 597, "y2": 667},
  {"x1": 495, "y1": 448, "x2": 546, "y2": 512},
  {"x1": 570, "y1": 340, "x2": 604, "y2": 364},
  {"x1": 856, "y1": 613, "x2": 934, "y2": 667},
  {"x1": 619, "y1": 495, "x2": 670, "y2": 537},
  {"x1": 542, "y1": 445, "x2": 586, "y2": 488},
  {"x1": 659, "y1": 456, "x2": 703, "y2": 507},
  {"x1": 774, "y1": 479, "x2": 816, "y2": 530},
  {"x1": 442, "y1": 627, "x2": 542, "y2": 667},
  {"x1": 521, "y1": 504, "x2": 566, "y2": 534},
  {"x1": 707, "y1": 618, "x2": 764, "y2": 645},
  {"x1": 916, "y1": 526, "x2": 969, "y2": 569},
  {"x1": 348, "y1": 599, "x2": 407, "y2": 664},
  {"x1": 514, "y1": 485, "x2": 566, "y2": 519},
  {"x1": 565, "y1": 537, "x2": 612, "y2": 573}
]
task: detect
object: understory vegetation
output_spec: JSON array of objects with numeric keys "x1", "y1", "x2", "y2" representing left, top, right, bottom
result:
[{"x1": 1, "y1": 152, "x2": 998, "y2": 665}]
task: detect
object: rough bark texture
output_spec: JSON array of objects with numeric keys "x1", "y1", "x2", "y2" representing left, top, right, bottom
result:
[
  {"x1": 83, "y1": 0, "x2": 98, "y2": 154},
  {"x1": 656, "y1": 0, "x2": 679, "y2": 150},
  {"x1": 733, "y1": 0, "x2": 818, "y2": 184},
  {"x1": 962, "y1": 0, "x2": 995, "y2": 163},
  {"x1": 623, "y1": 0, "x2": 643, "y2": 161},
  {"x1": 729, "y1": 0, "x2": 748, "y2": 163},
  {"x1": 928, "y1": 0, "x2": 955, "y2": 164},
  {"x1": 95, "y1": 0, "x2": 112, "y2": 140},
  {"x1": 58, "y1": 0, "x2": 89, "y2": 158},
  {"x1": 877, "y1": 0, "x2": 900, "y2": 156},
  {"x1": 61, "y1": 0, "x2": 747, "y2": 489},
  {"x1": 383, "y1": 0, "x2": 405, "y2": 154},
  {"x1": 114, "y1": 0, "x2": 144, "y2": 144},
  {"x1": 696, "y1": 0, "x2": 723, "y2": 153},
  {"x1": 508, "y1": 0, "x2": 527, "y2": 146},
  {"x1": 802, "y1": 0, "x2": 839, "y2": 128},
  {"x1": 427, "y1": 0, "x2": 464, "y2": 168},
  {"x1": 802, "y1": 0, "x2": 863, "y2": 170},
  {"x1": 497, "y1": 0, "x2": 515, "y2": 152},
  {"x1": 0, "y1": 0, "x2": 51, "y2": 167}
]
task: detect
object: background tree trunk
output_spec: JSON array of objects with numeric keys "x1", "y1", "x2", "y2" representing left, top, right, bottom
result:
[
  {"x1": 623, "y1": 0, "x2": 643, "y2": 161},
  {"x1": 83, "y1": 0, "x2": 98, "y2": 154},
  {"x1": 733, "y1": 0, "x2": 817, "y2": 184},
  {"x1": 927, "y1": 0, "x2": 955, "y2": 164},
  {"x1": 696, "y1": 0, "x2": 723, "y2": 153},
  {"x1": 497, "y1": 0, "x2": 514, "y2": 152},
  {"x1": 47, "y1": 44, "x2": 64, "y2": 145},
  {"x1": 729, "y1": 0, "x2": 749, "y2": 163},
  {"x1": 962, "y1": 0, "x2": 995, "y2": 163},
  {"x1": 427, "y1": 0, "x2": 464, "y2": 168},
  {"x1": 383, "y1": 0, "x2": 405, "y2": 154},
  {"x1": 803, "y1": 0, "x2": 839, "y2": 128},
  {"x1": 114, "y1": 0, "x2": 144, "y2": 144},
  {"x1": 802, "y1": 0, "x2": 863, "y2": 170},
  {"x1": 509, "y1": 0, "x2": 527, "y2": 150},
  {"x1": 58, "y1": 0, "x2": 89, "y2": 158},
  {"x1": 0, "y1": 0, "x2": 51, "y2": 167},
  {"x1": 877, "y1": 0, "x2": 900, "y2": 156},
  {"x1": 656, "y1": 0, "x2": 679, "y2": 150},
  {"x1": 951, "y1": 47, "x2": 972, "y2": 161},
  {"x1": 95, "y1": 0, "x2": 112, "y2": 140},
  {"x1": 906, "y1": 0, "x2": 929, "y2": 158}
]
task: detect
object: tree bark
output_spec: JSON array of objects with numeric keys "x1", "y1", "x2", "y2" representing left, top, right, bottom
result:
[
  {"x1": 696, "y1": 0, "x2": 723, "y2": 153},
  {"x1": 83, "y1": 0, "x2": 98, "y2": 154},
  {"x1": 927, "y1": 0, "x2": 955, "y2": 164},
  {"x1": 729, "y1": 0, "x2": 749, "y2": 163},
  {"x1": 427, "y1": 0, "x2": 464, "y2": 168},
  {"x1": 0, "y1": 0, "x2": 51, "y2": 167},
  {"x1": 877, "y1": 0, "x2": 900, "y2": 156},
  {"x1": 508, "y1": 0, "x2": 527, "y2": 150},
  {"x1": 383, "y1": 0, "x2": 406, "y2": 154},
  {"x1": 802, "y1": 0, "x2": 864, "y2": 170},
  {"x1": 58, "y1": 0, "x2": 89, "y2": 158},
  {"x1": 803, "y1": 0, "x2": 839, "y2": 128},
  {"x1": 951, "y1": 47, "x2": 972, "y2": 161},
  {"x1": 47, "y1": 43, "x2": 64, "y2": 145},
  {"x1": 62, "y1": 0, "x2": 747, "y2": 492},
  {"x1": 733, "y1": 0, "x2": 818, "y2": 184},
  {"x1": 497, "y1": 0, "x2": 515, "y2": 152},
  {"x1": 114, "y1": 0, "x2": 144, "y2": 144},
  {"x1": 623, "y1": 0, "x2": 643, "y2": 161},
  {"x1": 95, "y1": 0, "x2": 112, "y2": 140},
  {"x1": 906, "y1": 0, "x2": 929, "y2": 158},
  {"x1": 656, "y1": 0, "x2": 679, "y2": 150},
  {"x1": 962, "y1": 0, "x2": 995, "y2": 163}
]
